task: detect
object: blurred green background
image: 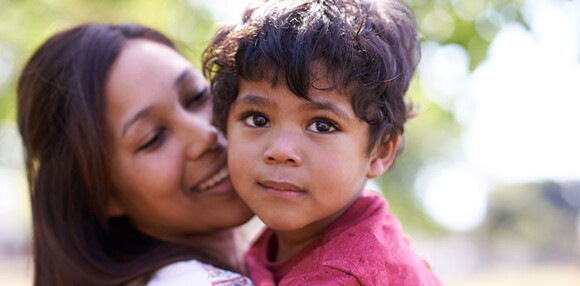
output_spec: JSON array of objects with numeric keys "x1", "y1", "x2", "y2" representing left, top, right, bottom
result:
[{"x1": 1, "y1": 0, "x2": 579, "y2": 285}]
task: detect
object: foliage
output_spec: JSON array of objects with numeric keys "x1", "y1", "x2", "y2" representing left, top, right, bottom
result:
[
  {"x1": 379, "y1": 0, "x2": 526, "y2": 232},
  {"x1": 0, "y1": 0, "x2": 215, "y2": 120}
]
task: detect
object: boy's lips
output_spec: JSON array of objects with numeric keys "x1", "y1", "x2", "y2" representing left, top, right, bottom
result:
[{"x1": 258, "y1": 180, "x2": 306, "y2": 198}]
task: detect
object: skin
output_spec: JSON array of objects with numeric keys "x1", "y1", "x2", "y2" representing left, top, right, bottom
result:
[
  {"x1": 105, "y1": 40, "x2": 253, "y2": 248},
  {"x1": 227, "y1": 70, "x2": 399, "y2": 261}
]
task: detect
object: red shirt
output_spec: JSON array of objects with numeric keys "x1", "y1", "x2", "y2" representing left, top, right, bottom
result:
[{"x1": 245, "y1": 191, "x2": 442, "y2": 286}]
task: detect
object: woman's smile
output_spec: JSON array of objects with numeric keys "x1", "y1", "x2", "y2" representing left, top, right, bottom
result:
[
  {"x1": 191, "y1": 166, "x2": 231, "y2": 194},
  {"x1": 105, "y1": 40, "x2": 253, "y2": 237}
]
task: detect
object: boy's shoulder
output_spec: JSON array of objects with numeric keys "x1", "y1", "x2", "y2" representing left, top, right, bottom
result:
[
  {"x1": 282, "y1": 191, "x2": 442, "y2": 285},
  {"x1": 322, "y1": 190, "x2": 399, "y2": 241},
  {"x1": 318, "y1": 191, "x2": 415, "y2": 266}
]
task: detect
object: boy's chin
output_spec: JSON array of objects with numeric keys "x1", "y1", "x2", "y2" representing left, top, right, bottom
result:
[{"x1": 259, "y1": 216, "x2": 310, "y2": 232}]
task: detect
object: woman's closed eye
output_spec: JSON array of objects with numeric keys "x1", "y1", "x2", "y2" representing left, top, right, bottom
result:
[
  {"x1": 306, "y1": 118, "x2": 339, "y2": 133},
  {"x1": 136, "y1": 128, "x2": 167, "y2": 152},
  {"x1": 241, "y1": 112, "x2": 270, "y2": 128},
  {"x1": 185, "y1": 88, "x2": 209, "y2": 109}
]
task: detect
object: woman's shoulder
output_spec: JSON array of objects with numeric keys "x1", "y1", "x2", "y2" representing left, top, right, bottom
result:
[{"x1": 146, "y1": 259, "x2": 253, "y2": 286}]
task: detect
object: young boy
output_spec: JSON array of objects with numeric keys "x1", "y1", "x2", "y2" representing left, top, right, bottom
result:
[{"x1": 204, "y1": 0, "x2": 442, "y2": 285}]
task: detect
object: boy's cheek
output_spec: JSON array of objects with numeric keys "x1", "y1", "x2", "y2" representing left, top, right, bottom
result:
[
  {"x1": 228, "y1": 144, "x2": 255, "y2": 170},
  {"x1": 225, "y1": 113, "x2": 239, "y2": 138}
]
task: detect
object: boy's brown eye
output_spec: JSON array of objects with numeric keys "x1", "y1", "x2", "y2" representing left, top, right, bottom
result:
[
  {"x1": 253, "y1": 115, "x2": 268, "y2": 127},
  {"x1": 315, "y1": 122, "x2": 332, "y2": 132},
  {"x1": 307, "y1": 119, "x2": 338, "y2": 133},
  {"x1": 242, "y1": 112, "x2": 270, "y2": 128}
]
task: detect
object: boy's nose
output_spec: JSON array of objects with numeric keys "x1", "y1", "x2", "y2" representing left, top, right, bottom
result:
[{"x1": 263, "y1": 135, "x2": 302, "y2": 166}]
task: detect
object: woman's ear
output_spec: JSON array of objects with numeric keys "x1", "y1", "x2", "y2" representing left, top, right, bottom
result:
[
  {"x1": 367, "y1": 134, "x2": 401, "y2": 178},
  {"x1": 107, "y1": 195, "x2": 126, "y2": 217}
]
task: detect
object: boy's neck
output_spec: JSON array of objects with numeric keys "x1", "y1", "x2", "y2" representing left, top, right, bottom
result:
[{"x1": 273, "y1": 201, "x2": 353, "y2": 262}]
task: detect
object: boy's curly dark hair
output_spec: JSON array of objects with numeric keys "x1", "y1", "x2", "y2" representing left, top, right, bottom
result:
[{"x1": 203, "y1": 0, "x2": 420, "y2": 152}]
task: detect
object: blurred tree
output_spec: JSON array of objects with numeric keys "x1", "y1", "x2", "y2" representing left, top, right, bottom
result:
[
  {"x1": 0, "y1": 0, "x2": 215, "y2": 120},
  {"x1": 476, "y1": 182, "x2": 580, "y2": 264},
  {"x1": 379, "y1": 0, "x2": 526, "y2": 233}
]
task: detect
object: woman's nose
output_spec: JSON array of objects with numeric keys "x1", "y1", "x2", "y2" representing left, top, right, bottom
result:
[
  {"x1": 263, "y1": 133, "x2": 302, "y2": 166},
  {"x1": 184, "y1": 115, "x2": 219, "y2": 160}
]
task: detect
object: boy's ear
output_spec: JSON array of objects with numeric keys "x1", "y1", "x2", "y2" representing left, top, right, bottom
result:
[
  {"x1": 367, "y1": 133, "x2": 401, "y2": 178},
  {"x1": 107, "y1": 195, "x2": 126, "y2": 217}
]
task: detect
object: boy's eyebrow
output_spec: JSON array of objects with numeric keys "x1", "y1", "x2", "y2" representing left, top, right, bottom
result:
[
  {"x1": 232, "y1": 94, "x2": 274, "y2": 108},
  {"x1": 301, "y1": 100, "x2": 351, "y2": 121},
  {"x1": 233, "y1": 94, "x2": 350, "y2": 121}
]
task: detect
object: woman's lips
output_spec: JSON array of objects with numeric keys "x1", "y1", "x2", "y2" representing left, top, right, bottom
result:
[
  {"x1": 258, "y1": 180, "x2": 306, "y2": 198},
  {"x1": 190, "y1": 167, "x2": 231, "y2": 194}
]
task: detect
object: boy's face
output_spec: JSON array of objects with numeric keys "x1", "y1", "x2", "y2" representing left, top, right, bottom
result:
[{"x1": 227, "y1": 74, "x2": 395, "y2": 234}]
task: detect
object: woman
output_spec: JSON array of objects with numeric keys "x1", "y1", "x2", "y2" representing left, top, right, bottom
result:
[{"x1": 17, "y1": 23, "x2": 254, "y2": 285}]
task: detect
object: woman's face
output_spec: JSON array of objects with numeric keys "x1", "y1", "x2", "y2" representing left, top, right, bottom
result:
[{"x1": 104, "y1": 39, "x2": 253, "y2": 242}]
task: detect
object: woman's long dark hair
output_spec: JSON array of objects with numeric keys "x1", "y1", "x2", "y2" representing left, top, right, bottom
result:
[{"x1": 17, "y1": 23, "x2": 230, "y2": 286}]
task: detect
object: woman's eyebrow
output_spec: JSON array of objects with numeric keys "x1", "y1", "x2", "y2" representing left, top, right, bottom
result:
[
  {"x1": 122, "y1": 106, "x2": 154, "y2": 138},
  {"x1": 121, "y1": 69, "x2": 194, "y2": 138}
]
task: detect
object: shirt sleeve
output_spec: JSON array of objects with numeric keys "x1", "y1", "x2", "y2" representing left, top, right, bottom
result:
[
  {"x1": 283, "y1": 267, "x2": 362, "y2": 286},
  {"x1": 146, "y1": 260, "x2": 213, "y2": 286}
]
